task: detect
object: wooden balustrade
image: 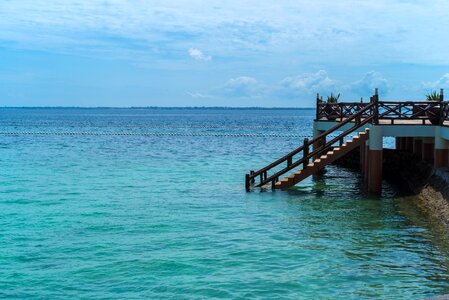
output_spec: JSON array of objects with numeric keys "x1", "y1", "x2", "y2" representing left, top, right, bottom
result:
[{"x1": 317, "y1": 99, "x2": 449, "y2": 124}]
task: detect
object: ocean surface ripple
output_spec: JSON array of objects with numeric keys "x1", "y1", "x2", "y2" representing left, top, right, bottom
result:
[{"x1": 1, "y1": 108, "x2": 449, "y2": 299}]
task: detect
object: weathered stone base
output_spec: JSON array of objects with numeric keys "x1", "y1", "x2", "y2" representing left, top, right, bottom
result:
[{"x1": 413, "y1": 168, "x2": 449, "y2": 227}]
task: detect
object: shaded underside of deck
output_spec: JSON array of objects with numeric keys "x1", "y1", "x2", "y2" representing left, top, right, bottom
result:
[{"x1": 315, "y1": 118, "x2": 449, "y2": 140}]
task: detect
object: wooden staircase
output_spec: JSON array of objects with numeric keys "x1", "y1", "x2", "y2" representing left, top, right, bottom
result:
[
  {"x1": 246, "y1": 101, "x2": 376, "y2": 191},
  {"x1": 273, "y1": 129, "x2": 369, "y2": 189}
]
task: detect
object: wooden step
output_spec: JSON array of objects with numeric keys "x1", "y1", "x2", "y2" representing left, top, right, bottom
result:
[
  {"x1": 287, "y1": 173, "x2": 297, "y2": 179},
  {"x1": 273, "y1": 129, "x2": 370, "y2": 190}
]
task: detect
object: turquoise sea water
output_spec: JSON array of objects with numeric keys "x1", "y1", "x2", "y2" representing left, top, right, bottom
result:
[{"x1": 1, "y1": 108, "x2": 449, "y2": 299}]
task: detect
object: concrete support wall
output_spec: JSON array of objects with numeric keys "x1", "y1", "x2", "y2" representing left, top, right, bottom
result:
[
  {"x1": 364, "y1": 141, "x2": 369, "y2": 185},
  {"x1": 435, "y1": 127, "x2": 449, "y2": 168},
  {"x1": 360, "y1": 141, "x2": 366, "y2": 176},
  {"x1": 434, "y1": 149, "x2": 448, "y2": 168},
  {"x1": 368, "y1": 126, "x2": 383, "y2": 194},
  {"x1": 312, "y1": 126, "x2": 324, "y2": 160}
]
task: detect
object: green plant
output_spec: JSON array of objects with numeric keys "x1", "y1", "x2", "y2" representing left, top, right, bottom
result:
[
  {"x1": 326, "y1": 93, "x2": 340, "y2": 104},
  {"x1": 426, "y1": 91, "x2": 441, "y2": 101}
]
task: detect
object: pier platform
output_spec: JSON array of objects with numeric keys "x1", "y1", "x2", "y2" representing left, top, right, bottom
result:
[{"x1": 246, "y1": 89, "x2": 449, "y2": 194}]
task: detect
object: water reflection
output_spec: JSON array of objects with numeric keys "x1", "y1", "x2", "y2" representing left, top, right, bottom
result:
[{"x1": 279, "y1": 164, "x2": 449, "y2": 298}]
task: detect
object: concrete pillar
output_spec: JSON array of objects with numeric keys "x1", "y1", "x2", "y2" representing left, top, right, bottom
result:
[
  {"x1": 368, "y1": 126, "x2": 383, "y2": 194},
  {"x1": 312, "y1": 125, "x2": 324, "y2": 160},
  {"x1": 360, "y1": 141, "x2": 366, "y2": 176},
  {"x1": 364, "y1": 140, "x2": 370, "y2": 184},
  {"x1": 413, "y1": 138, "x2": 423, "y2": 158},
  {"x1": 422, "y1": 137, "x2": 435, "y2": 162},
  {"x1": 435, "y1": 127, "x2": 449, "y2": 168}
]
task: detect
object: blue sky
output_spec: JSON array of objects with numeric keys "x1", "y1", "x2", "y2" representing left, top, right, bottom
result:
[{"x1": 1, "y1": 0, "x2": 449, "y2": 107}]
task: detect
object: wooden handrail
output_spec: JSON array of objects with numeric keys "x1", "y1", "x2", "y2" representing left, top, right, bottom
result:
[
  {"x1": 250, "y1": 102, "x2": 374, "y2": 179},
  {"x1": 307, "y1": 116, "x2": 373, "y2": 161},
  {"x1": 246, "y1": 102, "x2": 375, "y2": 189},
  {"x1": 258, "y1": 115, "x2": 374, "y2": 187}
]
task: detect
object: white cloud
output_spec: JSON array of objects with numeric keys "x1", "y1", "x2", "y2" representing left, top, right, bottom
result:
[
  {"x1": 186, "y1": 92, "x2": 213, "y2": 98},
  {"x1": 189, "y1": 76, "x2": 263, "y2": 99},
  {"x1": 188, "y1": 48, "x2": 212, "y2": 61},
  {"x1": 280, "y1": 70, "x2": 336, "y2": 95},
  {"x1": 226, "y1": 76, "x2": 258, "y2": 87},
  {"x1": 2, "y1": 0, "x2": 449, "y2": 65},
  {"x1": 351, "y1": 71, "x2": 388, "y2": 96},
  {"x1": 422, "y1": 74, "x2": 449, "y2": 90},
  {"x1": 191, "y1": 72, "x2": 339, "y2": 101},
  {"x1": 215, "y1": 76, "x2": 261, "y2": 98}
]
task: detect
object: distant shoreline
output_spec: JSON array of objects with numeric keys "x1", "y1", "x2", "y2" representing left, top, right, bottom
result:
[{"x1": 0, "y1": 106, "x2": 315, "y2": 110}]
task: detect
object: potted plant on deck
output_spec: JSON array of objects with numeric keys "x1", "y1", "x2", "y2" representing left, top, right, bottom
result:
[
  {"x1": 425, "y1": 91, "x2": 442, "y2": 125},
  {"x1": 324, "y1": 93, "x2": 340, "y2": 120}
]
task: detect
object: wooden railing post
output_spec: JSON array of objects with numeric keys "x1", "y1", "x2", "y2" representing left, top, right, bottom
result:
[
  {"x1": 245, "y1": 174, "x2": 250, "y2": 191},
  {"x1": 373, "y1": 88, "x2": 379, "y2": 125},
  {"x1": 250, "y1": 170, "x2": 255, "y2": 184},
  {"x1": 303, "y1": 138, "x2": 309, "y2": 168},
  {"x1": 339, "y1": 103, "x2": 344, "y2": 121}
]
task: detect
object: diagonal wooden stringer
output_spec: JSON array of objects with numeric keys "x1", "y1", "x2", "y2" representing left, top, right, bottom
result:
[
  {"x1": 272, "y1": 129, "x2": 369, "y2": 189},
  {"x1": 245, "y1": 100, "x2": 377, "y2": 191}
]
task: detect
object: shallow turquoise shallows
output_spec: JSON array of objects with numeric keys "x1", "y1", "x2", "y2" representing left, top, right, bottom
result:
[{"x1": 1, "y1": 108, "x2": 449, "y2": 299}]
